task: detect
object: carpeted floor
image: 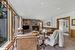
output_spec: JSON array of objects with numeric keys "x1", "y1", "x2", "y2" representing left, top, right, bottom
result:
[
  {"x1": 38, "y1": 36, "x2": 75, "y2": 50},
  {"x1": 13, "y1": 36, "x2": 75, "y2": 50}
]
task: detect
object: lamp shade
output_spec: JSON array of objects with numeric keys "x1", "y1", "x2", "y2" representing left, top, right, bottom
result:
[{"x1": 42, "y1": 29, "x2": 47, "y2": 33}]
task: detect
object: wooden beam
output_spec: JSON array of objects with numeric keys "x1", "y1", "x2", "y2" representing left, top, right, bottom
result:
[{"x1": 5, "y1": 0, "x2": 20, "y2": 17}]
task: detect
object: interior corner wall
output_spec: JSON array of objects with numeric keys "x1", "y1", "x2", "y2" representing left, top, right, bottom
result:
[
  {"x1": 23, "y1": 16, "x2": 57, "y2": 28},
  {"x1": 14, "y1": 16, "x2": 18, "y2": 35},
  {"x1": 19, "y1": 17, "x2": 22, "y2": 28},
  {"x1": 40, "y1": 17, "x2": 57, "y2": 28},
  {"x1": 56, "y1": 11, "x2": 75, "y2": 29}
]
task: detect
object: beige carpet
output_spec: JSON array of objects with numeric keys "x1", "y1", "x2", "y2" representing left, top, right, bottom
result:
[{"x1": 13, "y1": 36, "x2": 75, "y2": 50}]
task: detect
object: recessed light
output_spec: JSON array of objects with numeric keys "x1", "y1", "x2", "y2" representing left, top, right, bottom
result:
[
  {"x1": 40, "y1": 2, "x2": 44, "y2": 5},
  {"x1": 57, "y1": 8, "x2": 61, "y2": 10},
  {"x1": 40, "y1": 2, "x2": 48, "y2": 8}
]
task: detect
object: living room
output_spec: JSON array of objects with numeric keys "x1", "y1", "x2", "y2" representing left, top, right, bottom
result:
[{"x1": 0, "y1": 0, "x2": 75, "y2": 50}]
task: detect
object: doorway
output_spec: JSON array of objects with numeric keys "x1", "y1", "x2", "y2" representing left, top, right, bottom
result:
[{"x1": 57, "y1": 16, "x2": 70, "y2": 36}]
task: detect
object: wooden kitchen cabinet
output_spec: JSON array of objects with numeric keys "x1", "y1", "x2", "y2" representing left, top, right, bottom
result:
[
  {"x1": 16, "y1": 35, "x2": 37, "y2": 50},
  {"x1": 71, "y1": 29, "x2": 75, "y2": 38}
]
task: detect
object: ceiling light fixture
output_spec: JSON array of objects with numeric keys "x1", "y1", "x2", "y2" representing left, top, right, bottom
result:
[
  {"x1": 57, "y1": 8, "x2": 61, "y2": 10},
  {"x1": 41, "y1": 2, "x2": 44, "y2": 5}
]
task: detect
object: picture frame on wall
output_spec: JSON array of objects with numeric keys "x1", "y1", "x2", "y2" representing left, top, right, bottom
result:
[
  {"x1": 72, "y1": 19, "x2": 75, "y2": 26},
  {"x1": 43, "y1": 21, "x2": 51, "y2": 27},
  {"x1": 47, "y1": 22, "x2": 51, "y2": 26}
]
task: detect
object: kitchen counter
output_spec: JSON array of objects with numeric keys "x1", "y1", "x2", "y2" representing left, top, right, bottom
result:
[
  {"x1": 16, "y1": 31, "x2": 38, "y2": 50},
  {"x1": 15, "y1": 31, "x2": 39, "y2": 38}
]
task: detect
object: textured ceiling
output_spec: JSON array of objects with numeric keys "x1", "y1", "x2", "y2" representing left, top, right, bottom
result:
[{"x1": 8, "y1": 0, "x2": 75, "y2": 19}]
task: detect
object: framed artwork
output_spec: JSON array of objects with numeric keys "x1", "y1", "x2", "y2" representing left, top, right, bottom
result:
[
  {"x1": 43, "y1": 21, "x2": 51, "y2": 27},
  {"x1": 72, "y1": 19, "x2": 75, "y2": 26},
  {"x1": 47, "y1": 22, "x2": 51, "y2": 26}
]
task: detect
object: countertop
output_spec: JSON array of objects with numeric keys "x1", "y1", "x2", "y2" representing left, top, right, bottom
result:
[{"x1": 15, "y1": 31, "x2": 39, "y2": 38}]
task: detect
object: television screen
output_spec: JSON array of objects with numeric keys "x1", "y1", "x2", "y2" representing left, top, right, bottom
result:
[
  {"x1": 32, "y1": 26, "x2": 39, "y2": 31},
  {"x1": 22, "y1": 25, "x2": 29, "y2": 30}
]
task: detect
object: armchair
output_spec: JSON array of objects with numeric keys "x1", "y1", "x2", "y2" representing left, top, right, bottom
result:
[{"x1": 44, "y1": 30, "x2": 59, "y2": 46}]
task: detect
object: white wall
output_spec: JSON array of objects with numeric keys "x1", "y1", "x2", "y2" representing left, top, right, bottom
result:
[
  {"x1": 15, "y1": 11, "x2": 75, "y2": 29},
  {"x1": 14, "y1": 16, "x2": 18, "y2": 35},
  {"x1": 56, "y1": 11, "x2": 75, "y2": 29},
  {"x1": 23, "y1": 11, "x2": 75, "y2": 29},
  {"x1": 22, "y1": 16, "x2": 57, "y2": 28},
  {"x1": 14, "y1": 16, "x2": 23, "y2": 34},
  {"x1": 19, "y1": 17, "x2": 22, "y2": 28}
]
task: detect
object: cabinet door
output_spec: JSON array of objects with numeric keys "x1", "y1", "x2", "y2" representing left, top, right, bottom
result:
[
  {"x1": 16, "y1": 36, "x2": 37, "y2": 50},
  {"x1": 71, "y1": 29, "x2": 75, "y2": 38}
]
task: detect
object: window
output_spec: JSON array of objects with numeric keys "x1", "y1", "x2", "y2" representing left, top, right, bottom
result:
[{"x1": 0, "y1": 1, "x2": 8, "y2": 46}]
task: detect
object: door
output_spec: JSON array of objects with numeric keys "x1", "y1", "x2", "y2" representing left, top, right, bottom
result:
[{"x1": 57, "y1": 17, "x2": 70, "y2": 36}]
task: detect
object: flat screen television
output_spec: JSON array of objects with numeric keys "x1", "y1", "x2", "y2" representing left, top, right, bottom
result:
[
  {"x1": 22, "y1": 25, "x2": 29, "y2": 30},
  {"x1": 32, "y1": 26, "x2": 39, "y2": 31}
]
